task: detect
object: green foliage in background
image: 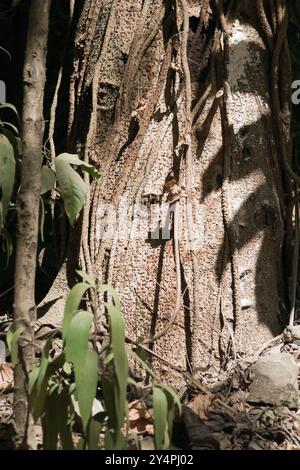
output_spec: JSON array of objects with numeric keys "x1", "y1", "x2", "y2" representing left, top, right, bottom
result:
[
  {"x1": 41, "y1": 152, "x2": 100, "y2": 227},
  {"x1": 0, "y1": 102, "x2": 100, "y2": 261},
  {"x1": 0, "y1": 101, "x2": 19, "y2": 265}
]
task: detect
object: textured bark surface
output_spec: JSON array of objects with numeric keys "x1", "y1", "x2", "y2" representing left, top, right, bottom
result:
[
  {"x1": 39, "y1": 0, "x2": 289, "y2": 388},
  {"x1": 13, "y1": 0, "x2": 51, "y2": 449}
]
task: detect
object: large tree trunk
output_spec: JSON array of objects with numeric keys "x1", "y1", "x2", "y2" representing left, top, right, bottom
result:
[{"x1": 41, "y1": 0, "x2": 291, "y2": 387}]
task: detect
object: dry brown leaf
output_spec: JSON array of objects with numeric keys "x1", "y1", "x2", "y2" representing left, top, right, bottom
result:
[
  {"x1": 128, "y1": 399, "x2": 153, "y2": 435},
  {"x1": 188, "y1": 392, "x2": 214, "y2": 420},
  {"x1": 0, "y1": 362, "x2": 13, "y2": 393}
]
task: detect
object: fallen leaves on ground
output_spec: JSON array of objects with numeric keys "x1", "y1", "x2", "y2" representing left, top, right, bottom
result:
[
  {"x1": 188, "y1": 392, "x2": 215, "y2": 420},
  {"x1": 0, "y1": 362, "x2": 13, "y2": 393},
  {"x1": 128, "y1": 399, "x2": 153, "y2": 434}
]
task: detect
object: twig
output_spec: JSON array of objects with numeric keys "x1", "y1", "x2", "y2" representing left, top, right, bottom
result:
[
  {"x1": 191, "y1": 83, "x2": 212, "y2": 124},
  {"x1": 126, "y1": 335, "x2": 214, "y2": 397},
  {"x1": 195, "y1": 88, "x2": 224, "y2": 136},
  {"x1": 151, "y1": 202, "x2": 182, "y2": 342},
  {"x1": 0, "y1": 285, "x2": 14, "y2": 299}
]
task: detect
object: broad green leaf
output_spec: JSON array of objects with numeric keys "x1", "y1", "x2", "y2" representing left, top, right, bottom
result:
[
  {"x1": 62, "y1": 282, "x2": 90, "y2": 340},
  {"x1": 0, "y1": 133, "x2": 15, "y2": 226},
  {"x1": 165, "y1": 392, "x2": 175, "y2": 448},
  {"x1": 103, "y1": 349, "x2": 114, "y2": 366},
  {"x1": 65, "y1": 311, "x2": 97, "y2": 433},
  {"x1": 42, "y1": 385, "x2": 60, "y2": 450},
  {"x1": 28, "y1": 367, "x2": 39, "y2": 394},
  {"x1": 37, "y1": 340, "x2": 52, "y2": 389},
  {"x1": 77, "y1": 350, "x2": 98, "y2": 433},
  {"x1": 59, "y1": 387, "x2": 74, "y2": 450},
  {"x1": 102, "y1": 374, "x2": 118, "y2": 428},
  {"x1": 102, "y1": 373, "x2": 126, "y2": 450},
  {"x1": 55, "y1": 158, "x2": 87, "y2": 226},
  {"x1": 87, "y1": 417, "x2": 102, "y2": 450},
  {"x1": 107, "y1": 303, "x2": 128, "y2": 426},
  {"x1": 76, "y1": 269, "x2": 96, "y2": 288},
  {"x1": 6, "y1": 326, "x2": 23, "y2": 366},
  {"x1": 153, "y1": 386, "x2": 168, "y2": 450},
  {"x1": 42, "y1": 385, "x2": 74, "y2": 450},
  {"x1": 56, "y1": 153, "x2": 101, "y2": 179},
  {"x1": 41, "y1": 166, "x2": 56, "y2": 195},
  {"x1": 104, "y1": 429, "x2": 124, "y2": 451},
  {"x1": 30, "y1": 340, "x2": 52, "y2": 421},
  {"x1": 65, "y1": 310, "x2": 93, "y2": 368}
]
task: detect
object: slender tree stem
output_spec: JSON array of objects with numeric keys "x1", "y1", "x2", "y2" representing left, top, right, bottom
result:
[{"x1": 13, "y1": 0, "x2": 51, "y2": 449}]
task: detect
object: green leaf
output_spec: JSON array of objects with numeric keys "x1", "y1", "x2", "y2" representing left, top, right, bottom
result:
[
  {"x1": 104, "y1": 429, "x2": 125, "y2": 450},
  {"x1": 107, "y1": 303, "x2": 128, "y2": 426},
  {"x1": 55, "y1": 158, "x2": 87, "y2": 226},
  {"x1": 102, "y1": 373, "x2": 117, "y2": 428},
  {"x1": 42, "y1": 385, "x2": 74, "y2": 450},
  {"x1": 76, "y1": 269, "x2": 96, "y2": 288},
  {"x1": 76, "y1": 438, "x2": 85, "y2": 450},
  {"x1": 37, "y1": 340, "x2": 52, "y2": 389},
  {"x1": 103, "y1": 349, "x2": 114, "y2": 366},
  {"x1": 62, "y1": 282, "x2": 90, "y2": 340},
  {"x1": 87, "y1": 417, "x2": 102, "y2": 450},
  {"x1": 65, "y1": 310, "x2": 93, "y2": 368},
  {"x1": 127, "y1": 376, "x2": 139, "y2": 388},
  {"x1": 0, "y1": 133, "x2": 15, "y2": 227},
  {"x1": 6, "y1": 326, "x2": 22, "y2": 366},
  {"x1": 78, "y1": 350, "x2": 98, "y2": 433},
  {"x1": 41, "y1": 166, "x2": 56, "y2": 195},
  {"x1": 28, "y1": 367, "x2": 39, "y2": 394},
  {"x1": 42, "y1": 385, "x2": 60, "y2": 450},
  {"x1": 65, "y1": 311, "x2": 97, "y2": 433},
  {"x1": 56, "y1": 153, "x2": 101, "y2": 179},
  {"x1": 59, "y1": 387, "x2": 75, "y2": 450},
  {"x1": 157, "y1": 383, "x2": 181, "y2": 414},
  {"x1": 153, "y1": 386, "x2": 168, "y2": 450},
  {"x1": 30, "y1": 341, "x2": 52, "y2": 422}
]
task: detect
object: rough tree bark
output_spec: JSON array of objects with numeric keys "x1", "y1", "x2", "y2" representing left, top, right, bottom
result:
[
  {"x1": 40, "y1": 0, "x2": 292, "y2": 388},
  {"x1": 13, "y1": 0, "x2": 50, "y2": 449}
]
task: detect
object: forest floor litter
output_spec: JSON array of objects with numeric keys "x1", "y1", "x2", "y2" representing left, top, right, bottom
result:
[{"x1": 2, "y1": 340, "x2": 300, "y2": 450}]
